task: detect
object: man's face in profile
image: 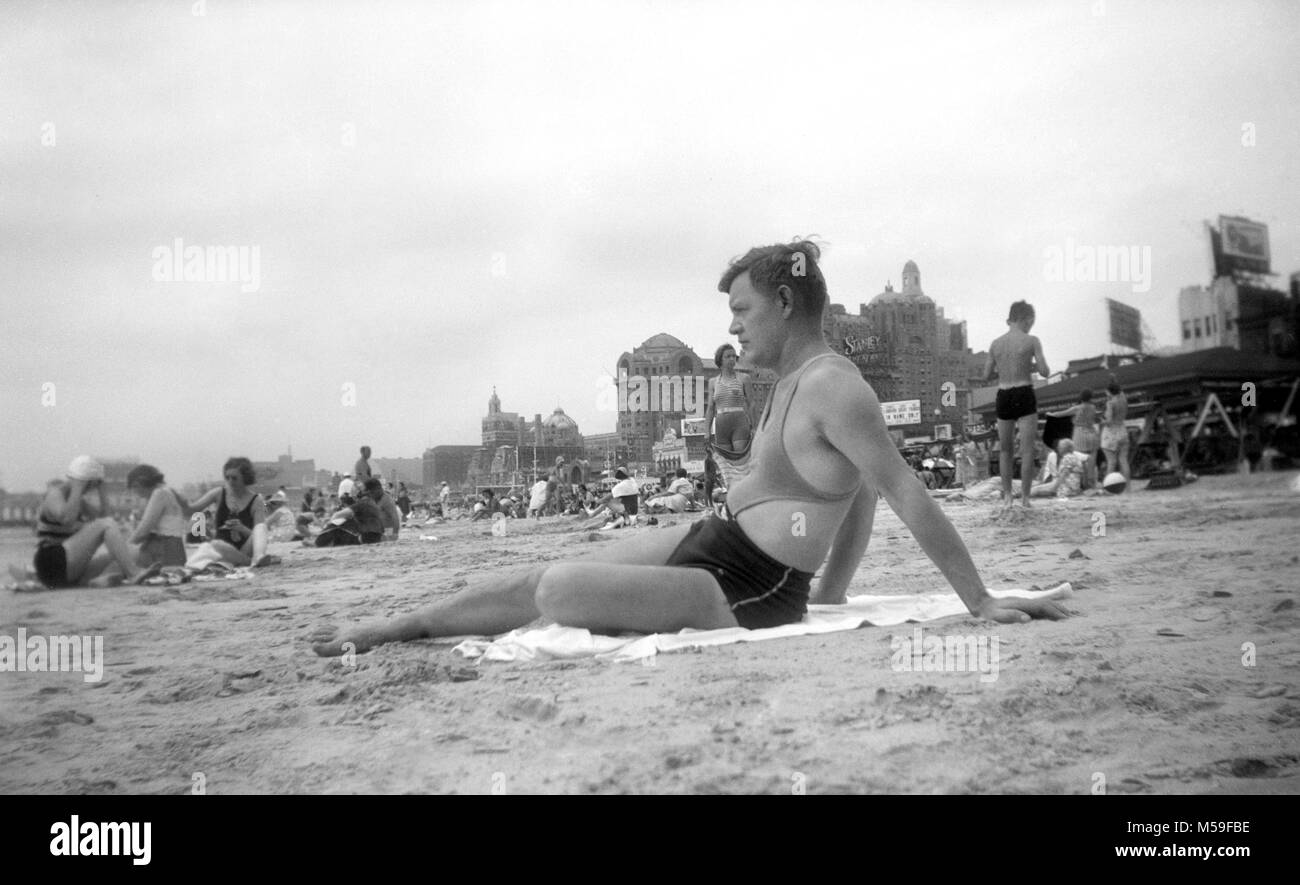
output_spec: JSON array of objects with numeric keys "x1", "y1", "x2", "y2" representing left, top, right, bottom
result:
[{"x1": 727, "y1": 271, "x2": 783, "y2": 370}]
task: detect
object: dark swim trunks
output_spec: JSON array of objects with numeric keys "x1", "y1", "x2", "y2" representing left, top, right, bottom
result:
[
  {"x1": 33, "y1": 540, "x2": 69, "y2": 589},
  {"x1": 995, "y1": 385, "x2": 1038, "y2": 421},
  {"x1": 666, "y1": 512, "x2": 813, "y2": 630}
]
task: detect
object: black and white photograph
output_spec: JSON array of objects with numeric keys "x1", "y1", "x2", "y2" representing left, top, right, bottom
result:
[{"x1": 1, "y1": 0, "x2": 1297, "y2": 821}]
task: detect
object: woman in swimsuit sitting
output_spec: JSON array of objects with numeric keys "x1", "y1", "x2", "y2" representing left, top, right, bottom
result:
[
  {"x1": 705, "y1": 343, "x2": 752, "y2": 457},
  {"x1": 181, "y1": 457, "x2": 275, "y2": 568},
  {"x1": 28, "y1": 455, "x2": 161, "y2": 588},
  {"x1": 126, "y1": 464, "x2": 189, "y2": 568}
]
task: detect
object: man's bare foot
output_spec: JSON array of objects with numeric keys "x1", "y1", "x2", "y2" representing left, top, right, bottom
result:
[{"x1": 310, "y1": 623, "x2": 388, "y2": 657}]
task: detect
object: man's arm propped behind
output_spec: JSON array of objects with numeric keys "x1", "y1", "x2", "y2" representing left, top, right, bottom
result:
[{"x1": 819, "y1": 374, "x2": 1068, "y2": 623}]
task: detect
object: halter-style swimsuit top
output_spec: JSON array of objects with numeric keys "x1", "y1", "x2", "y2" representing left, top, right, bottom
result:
[
  {"x1": 728, "y1": 353, "x2": 860, "y2": 517},
  {"x1": 713, "y1": 374, "x2": 747, "y2": 411}
]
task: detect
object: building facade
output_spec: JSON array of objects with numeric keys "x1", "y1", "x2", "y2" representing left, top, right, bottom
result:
[
  {"x1": 823, "y1": 260, "x2": 985, "y2": 439},
  {"x1": 422, "y1": 445, "x2": 479, "y2": 490},
  {"x1": 1179, "y1": 276, "x2": 1298, "y2": 359},
  {"x1": 469, "y1": 390, "x2": 590, "y2": 489},
  {"x1": 614, "y1": 333, "x2": 717, "y2": 466}
]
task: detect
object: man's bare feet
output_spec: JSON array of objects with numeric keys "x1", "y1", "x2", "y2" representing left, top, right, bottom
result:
[{"x1": 310, "y1": 623, "x2": 386, "y2": 657}]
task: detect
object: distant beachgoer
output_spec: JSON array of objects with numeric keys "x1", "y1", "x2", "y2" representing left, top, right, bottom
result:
[
  {"x1": 181, "y1": 457, "x2": 274, "y2": 568},
  {"x1": 528, "y1": 478, "x2": 549, "y2": 518},
  {"x1": 985, "y1": 300, "x2": 1050, "y2": 508},
  {"x1": 396, "y1": 483, "x2": 411, "y2": 518},
  {"x1": 1100, "y1": 379, "x2": 1131, "y2": 484},
  {"x1": 646, "y1": 468, "x2": 695, "y2": 513},
  {"x1": 1048, "y1": 390, "x2": 1100, "y2": 490},
  {"x1": 126, "y1": 464, "x2": 188, "y2": 568},
  {"x1": 439, "y1": 482, "x2": 450, "y2": 511},
  {"x1": 355, "y1": 446, "x2": 373, "y2": 482},
  {"x1": 706, "y1": 343, "x2": 752, "y2": 456},
  {"x1": 353, "y1": 478, "x2": 401, "y2": 542},
  {"x1": 29, "y1": 456, "x2": 161, "y2": 588},
  {"x1": 337, "y1": 474, "x2": 355, "y2": 504}
]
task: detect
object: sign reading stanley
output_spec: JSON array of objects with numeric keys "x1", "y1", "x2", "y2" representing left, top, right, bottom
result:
[{"x1": 880, "y1": 399, "x2": 921, "y2": 427}]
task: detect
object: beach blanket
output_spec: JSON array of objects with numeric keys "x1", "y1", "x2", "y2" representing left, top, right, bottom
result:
[{"x1": 452, "y1": 583, "x2": 1072, "y2": 663}]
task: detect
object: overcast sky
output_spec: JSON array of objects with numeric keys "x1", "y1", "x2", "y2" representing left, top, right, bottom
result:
[{"x1": 2, "y1": 0, "x2": 1296, "y2": 491}]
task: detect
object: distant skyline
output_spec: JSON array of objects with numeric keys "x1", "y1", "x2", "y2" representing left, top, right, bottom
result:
[{"x1": 2, "y1": 0, "x2": 1297, "y2": 491}]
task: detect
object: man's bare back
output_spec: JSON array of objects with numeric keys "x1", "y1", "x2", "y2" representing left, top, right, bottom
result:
[{"x1": 987, "y1": 329, "x2": 1043, "y2": 388}]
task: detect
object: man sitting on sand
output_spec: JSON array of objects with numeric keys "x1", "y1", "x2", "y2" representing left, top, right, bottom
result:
[
  {"x1": 645, "y1": 468, "x2": 696, "y2": 513},
  {"x1": 985, "y1": 301, "x2": 1050, "y2": 509},
  {"x1": 311, "y1": 240, "x2": 1066, "y2": 658}
]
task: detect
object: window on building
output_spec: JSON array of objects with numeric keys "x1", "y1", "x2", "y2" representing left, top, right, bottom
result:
[
  {"x1": 1194, "y1": 319, "x2": 1201, "y2": 338},
  {"x1": 1225, "y1": 316, "x2": 1234, "y2": 330},
  {"x1": 1182, "y1": 322, "x2": 1191, "y2": 340}
]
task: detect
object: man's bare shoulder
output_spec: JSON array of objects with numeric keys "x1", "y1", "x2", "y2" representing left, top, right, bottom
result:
[{"x1": 803, "y1": 356, "x2": 882, "y2": 420}]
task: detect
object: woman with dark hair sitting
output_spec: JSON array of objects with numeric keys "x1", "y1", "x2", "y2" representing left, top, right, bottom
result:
[
  {"x1": 126, "y1": 464, "x2": 188, "y2": 567},
  {"x1": 27, "y1": 456, "x2": 161, "y2": 588},
  {"x1": 181, "y1": 457, "x2": 275, "y2": 567}
]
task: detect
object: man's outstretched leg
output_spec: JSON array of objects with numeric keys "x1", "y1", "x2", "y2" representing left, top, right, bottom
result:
[{"x1": 310, "y1": 521, "x2": 704, "y2": 656}]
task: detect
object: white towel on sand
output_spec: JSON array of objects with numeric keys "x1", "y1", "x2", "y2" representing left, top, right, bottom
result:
[{"x1": 452, "y1": 583, "x2": 1072, "y2": 663}]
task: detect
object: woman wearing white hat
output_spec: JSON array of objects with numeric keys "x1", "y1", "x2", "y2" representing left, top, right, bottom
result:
[{"x1": 30, "y1": 456, "x2": 161, "y2": 588}]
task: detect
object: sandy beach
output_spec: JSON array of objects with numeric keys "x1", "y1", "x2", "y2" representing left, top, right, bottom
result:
[{"x1": 1, "y1": 471, "x2": 1297, "y2": 795}]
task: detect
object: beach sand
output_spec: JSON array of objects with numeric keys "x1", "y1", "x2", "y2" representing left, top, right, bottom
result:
[{"x1": 1, "y1": 471, "x2": 1297, "y2": 795}]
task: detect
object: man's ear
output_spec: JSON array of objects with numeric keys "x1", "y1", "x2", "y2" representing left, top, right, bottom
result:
[{"x1": 775, "y1": 284, "x2": 795, "y2": 317}]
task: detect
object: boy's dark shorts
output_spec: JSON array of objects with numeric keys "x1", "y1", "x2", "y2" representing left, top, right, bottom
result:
[
  {"x1": 996, "y1": 385, "x2": 1038, "y2": 421},
  {"x1": 665, "y1": 512, "x2": 812, "y2": 630}
]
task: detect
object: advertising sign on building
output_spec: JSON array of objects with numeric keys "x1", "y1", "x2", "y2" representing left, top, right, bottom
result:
[
  {"x1": 1214, "y1": 215, "x2": 1272, "y2": 275},
  {"x1": 880, "y1": 399, "x2": 922, "y2": 426},
  {"x1": 934, "y1": 424, "x2": 952, "y2": 440},
  {"x1": 1107, "y1": 298, "x2": 1143, "y2": 350}
]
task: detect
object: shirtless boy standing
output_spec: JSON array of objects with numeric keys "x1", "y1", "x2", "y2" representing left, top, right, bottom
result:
[
  {"x1": 311, "y1": 242, "x2": 1066, "y2": 656},
  {"x1": 984, "y1": 301, "x2": 1050, "y2": 508}
]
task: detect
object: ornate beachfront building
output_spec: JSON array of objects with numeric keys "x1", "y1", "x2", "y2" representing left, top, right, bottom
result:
[
  {"x1": 468, "y1": 389, "x2": 591, "y2": 489},
  {"x1": 823, "y1": 260, "x2": 986, "y2": 439}
]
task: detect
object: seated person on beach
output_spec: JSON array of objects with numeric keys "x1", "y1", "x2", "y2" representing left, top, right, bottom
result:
[
  {"x1": 352, "y1": 478, "x2": 402, "y2": 542},
  {"x1": 126, "y1": 464, "x2": 188, "y2": 568},
  {"x1": 645, "y1": 468, "x2": 696, "y2": 513},
  {"x1": 1047, "y1": 390, "x2": 1100, "y2": 490},
  {"x1": 985, "y1": 301, "x2": 1050, "y2": 508},
  {"x1": 25, "y1": 456, "x2": 161, "y2": 588},
  {"x1": 311, "y1": 239, "x2": 1067, "y2": 658},
  {"x1": 1023, "y1": 440, "x2": 1087, "y2": 498},
  {"x1": 181, "y1": 457, "x2": 276, "y2": 568}
]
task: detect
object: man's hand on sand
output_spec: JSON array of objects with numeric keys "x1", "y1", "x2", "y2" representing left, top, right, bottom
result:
[{"x1": 974, "y1": 596, "x2": 1070, "y2": 623}]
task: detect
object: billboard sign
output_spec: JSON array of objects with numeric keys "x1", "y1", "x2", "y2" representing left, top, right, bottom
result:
[
  {"x1": 1107, "y1": 298, "x2": 1143, "y2": 350},
  {"x1": 1216, "y1": 216, "x2": 1271, "y2": 275},
  {"x1": 881, "y1": 399, "x2": 921, "y2": 426}
]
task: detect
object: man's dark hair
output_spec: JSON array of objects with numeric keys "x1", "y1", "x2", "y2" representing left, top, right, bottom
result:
[
  {"x1": 364, "y1": 477, "x2": 382, "y2": 493},
  {"x1": 1080, "y1": 389, "x2": 1094, "y2": 403},
  {"x1": 1107, "y1": 377, "x2": 1122, "y2": 395},
  {"x1": 676, "y1": 467, "x2": 687, "y2": 478},
  {"x1": 361, "y1": 446, "x2": 371, "y2": 456},
  {"x1": 1007, "y1": 301, "x2": 1035, "y2": 324},
  {"x1": 718, "y1": 238, "x2": 828, "y2": 321}
]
